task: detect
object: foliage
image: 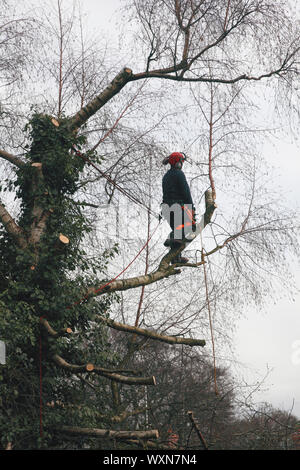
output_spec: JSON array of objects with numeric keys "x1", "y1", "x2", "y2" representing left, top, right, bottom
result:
[
  {"x1": 0, "y1": 113, "x2": 120, "y2": 449},
  {"x1": 0, "y1": 0, "x2": 299, "y2": 451}
]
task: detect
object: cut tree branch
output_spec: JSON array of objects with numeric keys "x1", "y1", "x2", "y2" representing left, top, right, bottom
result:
[
  {"x1": 68, "y1": 47, "x2": 297, "y2": 132},
  {"x1": 40, "y1": 317, "x2": 72, "y2": 338},
  {"x1": 85, "y1": 263, "x2": 179, "y2": 298},
  {"x1": 97, "y1": 316, "x2": 205, "y2": 347},
  {"x1": 52, "y1": 354, "x2": 156, "y2": 386},
  {"x1": 52, "y1": 425, "x2": 159, "y2": 441}
]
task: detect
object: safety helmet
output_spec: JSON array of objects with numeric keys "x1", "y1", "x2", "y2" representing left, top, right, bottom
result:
[{"x1": 162, "y1": 152, "x2": 186, "y2": 168}]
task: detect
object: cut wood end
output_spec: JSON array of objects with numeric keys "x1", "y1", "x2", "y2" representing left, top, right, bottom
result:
[
  {"x1": 154, "y1": 430, "x2": 159, "y2": 439},
  {"x1": 30, "y1": 265, "x2": 36, "y2": 270},
  {"x1": 59, "y1": 234, "x2": 69, "y2": 244},
  {"x1": 86, "y1": 363, "x2": 94, "y2": 372},
  {"x1": 66, "y1": 327, "x2": 72, "y2": 334},
  {"x1": 51, "y1": 118, "x2": 60, "y2": 127},
  {"x1": 31, "y1": 162, "x2": 42, "y2": 168}
]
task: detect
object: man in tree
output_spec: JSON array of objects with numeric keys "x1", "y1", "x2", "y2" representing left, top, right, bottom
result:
[{"x1": 161, "y1": 152, "x2": 196, "y2": 264}]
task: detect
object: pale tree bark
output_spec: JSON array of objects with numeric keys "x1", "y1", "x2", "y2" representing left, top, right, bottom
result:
[
  {"x1": 97, "y1": 316, "x2": 206, "y2": 347},
  {"x1": 69, "y1": 68, "x2": 133, "y2": 131},
  {"x1": 0, "y1": 150, "x2": 25, "y2": 168},
  {"x1": 53, "y1": 425, "x2": 159, "y2": 441},
  {"x1": 0, "y1": 202, "x2": 27, "y2": 249}
]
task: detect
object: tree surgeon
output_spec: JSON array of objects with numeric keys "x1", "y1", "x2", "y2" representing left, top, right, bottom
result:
[{"x1": 161, "y1": 152, "x2": 196, "y2": 264}]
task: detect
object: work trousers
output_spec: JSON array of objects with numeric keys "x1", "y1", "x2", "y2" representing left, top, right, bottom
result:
[{"x1": 161, "y1": 202, "x2": 196, "y2": 248}]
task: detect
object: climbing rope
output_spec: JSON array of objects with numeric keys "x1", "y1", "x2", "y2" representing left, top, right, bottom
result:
[
  {"x1": 200, "y1": 232, "x2": 218, "y2": 396},
  {"x1": 70, "y1": 218, "x2": 161, "y2": 306}
]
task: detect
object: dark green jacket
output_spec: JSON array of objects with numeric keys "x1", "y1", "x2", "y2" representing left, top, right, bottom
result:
[{"x1": 162, "y1": 168, "x2": 193, "y2": 206}]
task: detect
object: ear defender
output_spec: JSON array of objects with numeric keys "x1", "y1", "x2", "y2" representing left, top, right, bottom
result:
[{"x1": 162, "y1": 152, "x2": 186, "y2": 168}]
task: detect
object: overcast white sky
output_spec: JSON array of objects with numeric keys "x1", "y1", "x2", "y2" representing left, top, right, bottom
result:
[{"x1": 62, "y1": 0, "x2": 300, "y2": 418}]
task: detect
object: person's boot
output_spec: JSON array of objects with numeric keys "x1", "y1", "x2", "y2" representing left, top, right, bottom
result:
[
  {"x1": 164, "y1": 238, "x2": 171, "y2": 247},
  {"x1": 171, "y1": 254, "x2": 189, "y2": 264}
]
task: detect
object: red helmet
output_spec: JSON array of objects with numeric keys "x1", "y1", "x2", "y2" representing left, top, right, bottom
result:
[{"x1": 162, "y1": 152, "x2": 186, "y2": 167}]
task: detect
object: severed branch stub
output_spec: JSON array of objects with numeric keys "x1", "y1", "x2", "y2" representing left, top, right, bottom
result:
[
  {"x1": 39, "y1": 317, "x2": 72, "y2": 338},
  {"x1": 54, "y1": 233, "x2": 70, "y2": 251},
  {"x1": 52, "y1": 354, "x2": 156, "y2": 386},
  {"x1": 58, "y1": 233, "x2": 69, "y2": 245},
  {"x1": 204, "y1": 190, "x2": 217, "y2": 227}
]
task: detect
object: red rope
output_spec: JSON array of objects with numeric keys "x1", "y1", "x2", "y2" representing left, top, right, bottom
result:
[{"x1": 69, "y1": 219, "x2": 160, "y2": 306}]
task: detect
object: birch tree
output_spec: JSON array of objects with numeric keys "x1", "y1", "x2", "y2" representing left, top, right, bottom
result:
[{"x1": 0, "y1": 0, "x2": 299, "y2": 450}]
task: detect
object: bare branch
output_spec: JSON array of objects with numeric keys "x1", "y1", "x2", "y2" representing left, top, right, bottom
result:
[
  {"x1": 0, "y1": 202, "x2": 27, "y2": 248},
  {"x1": 97, "y1": 316, "x2": 206, "y2": 347},
  {"x1": 52, "y1": 354, "x2": 156, "y2": 386},
  {"x1": 0, "y1": 149, "x2": 25, "y2": 168}
]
